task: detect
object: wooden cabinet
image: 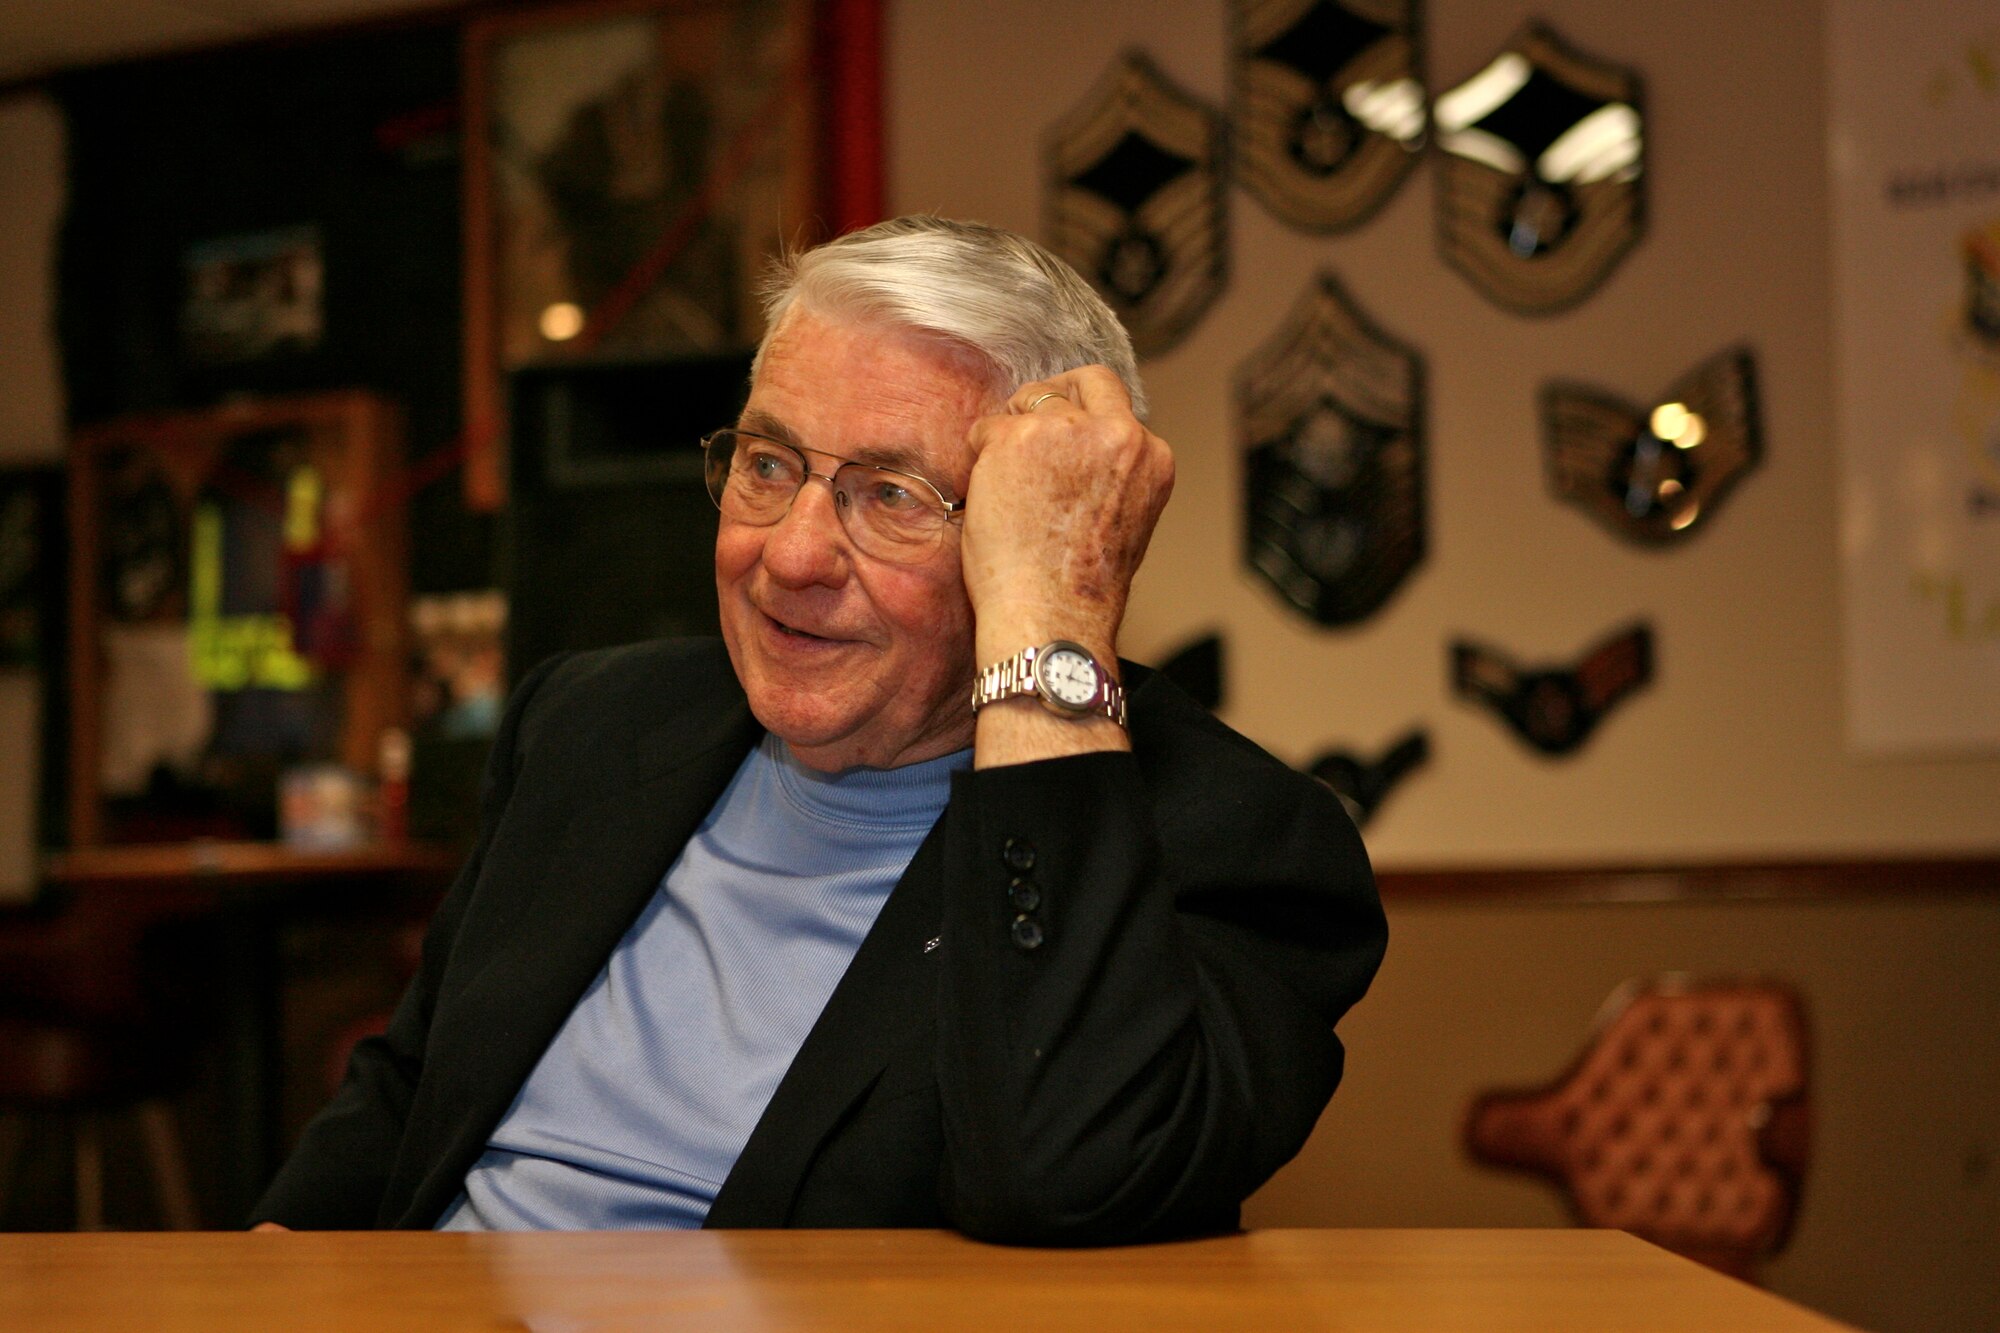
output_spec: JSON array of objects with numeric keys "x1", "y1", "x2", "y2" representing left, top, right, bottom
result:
[{"x1": 66, "y1": 393, "x2": 407, "y2": 846}]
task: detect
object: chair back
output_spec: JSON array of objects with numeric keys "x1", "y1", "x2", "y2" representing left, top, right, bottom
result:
[{"x1": 1463, "y1": 976, "x2": 1810, "y2": 1281}]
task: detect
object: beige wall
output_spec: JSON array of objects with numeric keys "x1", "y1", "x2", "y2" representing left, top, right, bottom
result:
[
  {"x1": 892, "y1": 2, "x2": 1997, "y2": 1330},
  {"x1": 891, "y1": 0, "x2": 2000, "y2": 862},
  {"x1": 0, "y1": 92, "x2": 65, "y2": 902},
  {"x1": 0, "y1": 93, "x2": 65, "y2": 464}
]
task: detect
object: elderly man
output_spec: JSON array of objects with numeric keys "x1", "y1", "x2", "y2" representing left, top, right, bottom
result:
[{"x1": 253, "y1": 216, "x2": 1385, "y2": 1244}]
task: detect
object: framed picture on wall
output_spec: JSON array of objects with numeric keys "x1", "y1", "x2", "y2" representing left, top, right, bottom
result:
[{"x1": 461, "y1": 0, "x2": 884, "y2": 510}]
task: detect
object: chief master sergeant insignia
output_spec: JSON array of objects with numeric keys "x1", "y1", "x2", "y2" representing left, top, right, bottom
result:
[
  {"x1": 1239, "y1": 271, "x2": 1426, "y2": 626},
  {"x1": 1047, "y1": 50, "x2": 1228, "y2": 358},
  {"x1": 1231, "y1": 0, "x2": 1427, "y2": 233}
]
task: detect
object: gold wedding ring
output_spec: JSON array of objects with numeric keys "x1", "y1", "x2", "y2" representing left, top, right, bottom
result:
[{"x1": 1023, "y1": 391, "x2": 1066, "y2": 413}]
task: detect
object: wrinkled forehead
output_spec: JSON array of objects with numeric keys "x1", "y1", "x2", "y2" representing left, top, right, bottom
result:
[{"x1": 743, "y1": 308, "x2": 1008, "y2": 491}]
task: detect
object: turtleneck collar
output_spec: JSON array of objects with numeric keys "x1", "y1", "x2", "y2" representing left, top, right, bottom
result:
[{"x1": 765, "y1": 733, "x2": 971, "y2": 833}]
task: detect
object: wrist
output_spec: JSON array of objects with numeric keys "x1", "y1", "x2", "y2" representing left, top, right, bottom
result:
[
  {"x1": 973, "y1": 608, "x2": 1119, "y2": 678},
  {"x1": 970, "y1": 640, "x2": 1127, "y2": 730},
  {"x1": 973, "y1": 696, "x2": 1131, "y2": 768}
]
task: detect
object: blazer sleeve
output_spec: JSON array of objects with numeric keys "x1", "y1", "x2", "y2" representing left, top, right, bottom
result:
[
  {"x1": 932, "y1": 676, "x2": 1387, "y2": 1245},
  {"x1": 248, "y1": 652, "x2": 570, "y2": 1229}
]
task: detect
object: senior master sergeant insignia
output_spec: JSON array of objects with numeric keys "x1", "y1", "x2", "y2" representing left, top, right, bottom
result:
[{"x1": 1433, "y1": 22, "x2": 1645, "y2": 314}]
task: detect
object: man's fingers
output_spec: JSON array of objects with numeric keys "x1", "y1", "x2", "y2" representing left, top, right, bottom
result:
[
  {"x1": 1061, "y1": 365, "x2": 1135, "y2": 416},
  {"x1": 973, "y1": 365, "x2": 1159, "y2": 479},
  {"x1": 1008, "y1": 381, "x2": 1077, "y2": 416},
  {"x1": 1006, "y1": 365, "x2": 1132, "y2": 417}
]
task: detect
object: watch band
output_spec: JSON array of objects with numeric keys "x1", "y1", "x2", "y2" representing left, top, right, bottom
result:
[{"x1": 971, "y1": 641, "x2": 1128, "y2": 726}]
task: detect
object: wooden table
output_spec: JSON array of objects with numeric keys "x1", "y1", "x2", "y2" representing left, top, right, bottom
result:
[
  {"x1": 41, "y1": 840, "x2": 460, "y2": 1224},
  {"x1": 0, "y1": 1228, "x2": 1858, "y2": 1330}
]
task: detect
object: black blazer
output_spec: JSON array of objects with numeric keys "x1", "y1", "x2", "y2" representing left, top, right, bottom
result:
[{"x1": 254, "y1": 639, "x2": 1386, "y2": 1243}]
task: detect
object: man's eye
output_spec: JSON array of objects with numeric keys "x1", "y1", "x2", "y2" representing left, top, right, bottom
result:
[
  {"x1": 745, "y1": 449, "x2": 796, "y2": 482},
  {"x1": 865, "y1": 477, "x2": 919, "y2": 510}
]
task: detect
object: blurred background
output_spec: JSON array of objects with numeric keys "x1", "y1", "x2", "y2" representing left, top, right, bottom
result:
[{"x1": 0, "y1": 2, "x2": 1994, "y2": 1331}]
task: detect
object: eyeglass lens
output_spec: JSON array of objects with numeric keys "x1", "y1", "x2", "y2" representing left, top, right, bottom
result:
[{"x1": 703, "y1": 431, "x2": 949, "y2": 562}]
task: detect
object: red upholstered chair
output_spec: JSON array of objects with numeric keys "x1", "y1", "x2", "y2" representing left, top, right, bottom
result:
[
  {"x1": 1463, "y1": 976, "x2": 1810, "y2": 1281},
  {"x1": 0, "y1": 894, "x2": 204, "y2": 1229}
]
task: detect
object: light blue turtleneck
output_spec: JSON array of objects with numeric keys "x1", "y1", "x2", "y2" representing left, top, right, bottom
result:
[{"x1": 436, "y1": 732, "x2": 968, "y2": 1231}]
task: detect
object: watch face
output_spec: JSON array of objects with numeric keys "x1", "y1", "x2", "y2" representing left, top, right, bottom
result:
[{"x1": 1037, "y1": 645, "x2": 1101, "y2": 709}]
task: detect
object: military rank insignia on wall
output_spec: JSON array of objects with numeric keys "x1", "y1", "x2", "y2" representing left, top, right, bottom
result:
[
  {"x1": 1452, "y1": 622, "x2": 1654, "y2": 756},
  {"x1": 1543, "y1": 348, "x2": 1762, "y2": 544},
  {"x1": 1231, "y1": 0, "x2": 1427, "y2": 233},
  {"x1": 1433, "y1": 22, "x2": 1645, "y2": 314},
  {"x1": 1240, "y1": 272, "x2": 1427, "y2": 626},
  {"x1": 1309, "y1": 727, "x2": 1430, "y2": 826},
  {"x1": 1962, "y1": 220, "x2": 2000, "y2": 364},
  {"x1": 1047, "y1": 50, "x2": 1229, "y2": 358}
]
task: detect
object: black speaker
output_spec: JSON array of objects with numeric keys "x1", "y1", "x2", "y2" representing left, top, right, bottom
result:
[{"x1": 505, "y1": 355, "x2": 750, "y2": 681}]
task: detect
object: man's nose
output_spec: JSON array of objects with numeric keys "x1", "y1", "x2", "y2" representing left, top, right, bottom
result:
[{"x1": 761, "y1": 475, "x2": 851, "y2": 586}]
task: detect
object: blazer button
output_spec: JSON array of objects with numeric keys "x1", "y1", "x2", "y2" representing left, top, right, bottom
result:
[
  {"x1": 1011, "y1": 915, "x2": 1044, "y2": 951},
  {"x1": 1001, "y1": 837, "x2": 1036, "y2": 873},
  {"x1": 1008, "y1": 877, "x2": 1041, "y2": 912}
]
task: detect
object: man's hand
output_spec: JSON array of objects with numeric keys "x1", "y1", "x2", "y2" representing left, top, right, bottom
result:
[{"x1": 961, "y1": 367, "x2": 1174, "y2": 766}]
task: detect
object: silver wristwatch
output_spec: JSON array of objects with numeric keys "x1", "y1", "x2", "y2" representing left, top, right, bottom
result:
[{"x1": 970, "y1": 640, "x2": 1128, "y2": 726}]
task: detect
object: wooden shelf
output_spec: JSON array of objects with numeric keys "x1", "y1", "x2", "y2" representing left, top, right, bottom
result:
[
  {"x1": 1376, "y1": 854, "x2": 2000, "y2": 904},
  {"x1": 43, "y1": 839, "x2": 459, "y2": 894}
]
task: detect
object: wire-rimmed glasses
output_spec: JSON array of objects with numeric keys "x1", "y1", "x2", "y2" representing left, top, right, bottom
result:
[{"x1": 700, "y1": 429, "x2": 965, "y2": 565}]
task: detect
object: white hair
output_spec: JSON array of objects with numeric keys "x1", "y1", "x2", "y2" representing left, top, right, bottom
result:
[{"x1": 756, "y1": 215, "x2": 1147, "y2": 417}]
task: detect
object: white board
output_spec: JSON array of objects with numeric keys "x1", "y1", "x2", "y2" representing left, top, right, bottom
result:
[{"x1": 1827, "y1": 1, "x2": 2000, "y2": 754}]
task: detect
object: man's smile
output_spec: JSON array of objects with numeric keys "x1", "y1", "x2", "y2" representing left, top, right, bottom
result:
[{"x1": 756, "y1": 605, "x2": 861, "y2": 647}]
